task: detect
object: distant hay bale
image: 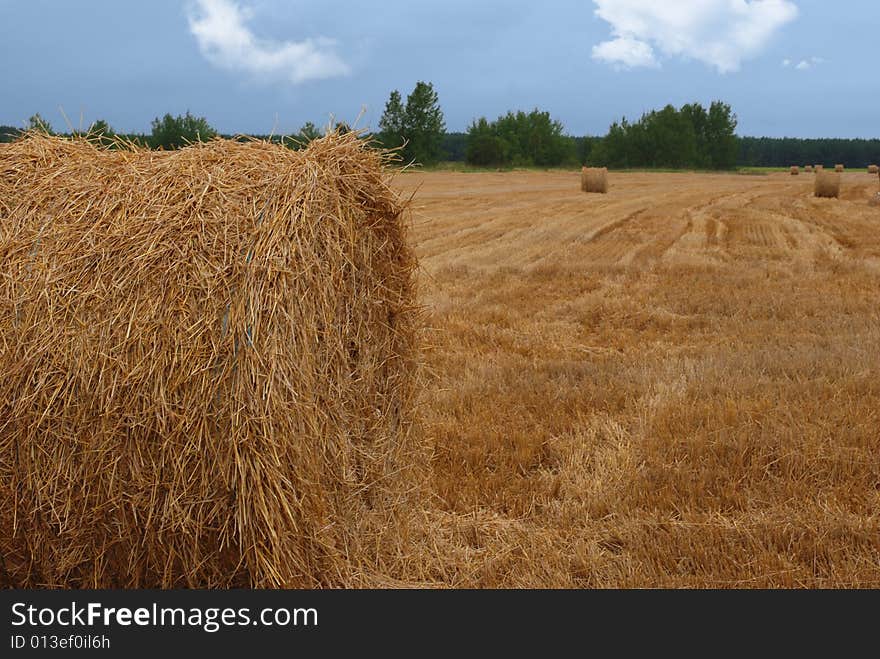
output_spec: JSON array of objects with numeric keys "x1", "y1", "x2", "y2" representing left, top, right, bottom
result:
[
  {"x1": 581, "y1": 167, "x2": 608, "y2": 194},
  {"x1": 814, "y1": 170, "x2": 841, "y2": 198},
  {"x1": 868, "y1": 164, "x2": 879, "y2": 174},
  {"x1": 790, "y1": 166, "x2": 800, "y2": 175},
  {"x1": 805, "y1": 165, "x2": 814, "y2": 173},
  {"x1": 0, "y1": 132, "x2": 422, "y2": 588},
  {"x1": 815, "y1": 165, "x2": 824, "y2": 171},
  {"x1": 835, "y1": 164, "x2": 845, "y2": 173}
]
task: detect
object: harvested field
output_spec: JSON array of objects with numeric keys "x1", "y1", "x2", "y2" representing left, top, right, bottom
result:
[
  {"x1": 3, "y1": 153, "x2": 879, "y2": 589},
  {"x1": 393, "y1": 169, "x2": 880, "y2": 588}
]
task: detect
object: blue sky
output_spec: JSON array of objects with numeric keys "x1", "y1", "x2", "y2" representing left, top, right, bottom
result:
[{"x1": 1, "y1": 1, "x2": 877, "y2": 138}]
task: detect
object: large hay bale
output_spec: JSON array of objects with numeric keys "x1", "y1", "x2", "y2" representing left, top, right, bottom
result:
[
  {"x1": 805, "y1": 165, "x2": 814, "y2": 173},
  {"x1": 581, "y1": 167, "x2": 608, "y2": 194},
  {"x1": 0, "y1": 133, "x2": 422, "y2": 588},
  {"x1": 814, "y1": 170, "x2": 841, "y2": 198},
  {"x1": 835, "y1": 164, "x2": 845, "y2": 173},
  {"x1": 868, "y1": 164, "x2": 879, "y2": 174},
  {"x1": 790, "y1": 166, "x2": 800, "y2": 175}
]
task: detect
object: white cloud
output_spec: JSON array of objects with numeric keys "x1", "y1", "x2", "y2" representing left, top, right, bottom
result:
[
  {"x1": 592, "y1": 36, "x2": 659, "y2": 68},
  {"x1": 187, "y1": 0, "x2": 349, "y2": 84},
  {"x1": 591, "y1": 0, "x2": 800, "y2": 73},
  {"x1": 785, "y1": 56, "x2": 824, "y2": 71}
]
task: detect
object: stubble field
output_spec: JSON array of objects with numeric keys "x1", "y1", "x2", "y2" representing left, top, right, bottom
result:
[{"x1": 391, "y1": 169, "x2": 880, "y2": 587}]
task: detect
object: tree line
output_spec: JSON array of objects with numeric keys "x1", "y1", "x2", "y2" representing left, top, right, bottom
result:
[
  {"x1": 587, "y1": 102, "x2": 739, "y2": 170},
  {"x1": 464, "y1": 110, "x2": 575, "y2": 167},
  {"x1": 0, "y1": 112, "x2": 328, "y2": 150},
  {"x1": 739, "y1": 137, "x2": 880, "y2": 168},
  {"x1": 4, "y1": 87, "x2": 877, "y2": 168}
]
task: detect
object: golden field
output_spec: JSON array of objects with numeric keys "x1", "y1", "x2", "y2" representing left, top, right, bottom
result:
[{"x1": 391, "y1": 169, "x2": 880, "y2": 588}]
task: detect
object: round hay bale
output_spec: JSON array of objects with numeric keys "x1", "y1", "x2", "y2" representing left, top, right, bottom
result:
[
  {"x1": 815, "y1": 164, "x2": 824, "y2": 171},
  {"x1": 835, "y1": 164, "x2": 845, "y2": 173},
  {"x1": 805, "y1": 165, "x2": 814, "y2": 173},
  {"x1": 814, "y1": 170, "x2": 841, "y2": 198},
  {"x1": 581, "y1": 167, "x2": 608, "y2": 194},
  {"x1": 0, "y1": 133, "x2": 422, "y2": 588},
  {"x1": 868, "y1": 164, "x2": 879, "y2": 175},
  {"x1": 790, "y1": 166, "x2": 800, "y2": 175}
]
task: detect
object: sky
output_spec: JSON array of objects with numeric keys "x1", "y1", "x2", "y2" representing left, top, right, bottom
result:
[{"x1": 1, "y1": 0, "x2": 877, "y2": 138}]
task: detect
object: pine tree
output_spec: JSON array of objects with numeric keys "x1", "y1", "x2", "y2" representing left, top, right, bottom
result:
[
  {"x1": 402, "y1": 81, "x2": 446, "y2": 165},
  {"x1": 378, "y1": 90, "x2": 406, "y2": 150}
]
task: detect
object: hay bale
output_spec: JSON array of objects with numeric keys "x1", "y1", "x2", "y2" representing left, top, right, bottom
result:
[
  {"x1": 814, "y1": 170, "x2": 841, "y2": 198},
  {"x1": 805, "y1": 165, "x2": 814, "y2": 173},
  {"x1": 868, "y1": 164, "x2": 879, "y2": 174},
  {"x1": 790, "y1": 166, "x2": 800, "y2": 175},
  {"x1": 0, "y1": 133, "x2": 422, "y2": 588},
  {"x1": 815, "y1": 165, "x2": 824, "y2": 171},
  {"x1": 581, "y1": 167, "x2": 608, "y2": 194},
  {"x1": 835, "y1": 164, "x2": 845, "y2": 173}
]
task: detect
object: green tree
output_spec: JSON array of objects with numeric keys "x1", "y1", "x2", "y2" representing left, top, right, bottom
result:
[
  {"x1": 378, "y1": 90, "x2": 406, "y2": 150},
  {"x1": 403, "y1": 82, "x2": 446, "y2": 165},
  {"x1": 465, "y1": 118, "x2": 508, "y2": 166},
  {"x1": 27, "y1": 113, "x2": 53, "y2": 134},
  {"x1": 644, "y1": 105, "x2": 698, "y2": 168},
  {"x1": 590, "y1": 101, "x2": 739, "y2": 170},
  {"x1": 377, "y1": 82, "x2": 445, "y2": 164},
  {"x1": 299, "y1": 122, "x2": 321, "y2": 142},
  {"x1": 87, "y1": 119, "x2": 115, "y2": 146},
  {"x1": 736, "y1": 135, "x2": 880, "y2": 168},
  {"x1": 465, "y1": 109, "x2": 575, "y2": 167},
  {"x1": 680, "y1": 103, "x2": 710, "y2": 168},
  {"x1": 149, "y1": 111, "x2": 217, "y2": 149},
  {"x1": 0, "y1": 125, "x2": 21, "y2": 143},
  {"x1": 442, "y1": 132, "x2": 469, "y2": 161},
  {"x1": 705, "y1": 101, "x2": 738, "y2": 169}
]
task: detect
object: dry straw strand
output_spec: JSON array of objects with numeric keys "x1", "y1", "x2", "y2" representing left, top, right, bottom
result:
[
  {"x1": 814, "y1": 170, "x2": 841, "y2": 198},
  {"x1": 0, "y1": 132, "x2": 425, "y2": 588},
  {"x1": 581, "y1": 167, "x2": 608, "y2": 194}
]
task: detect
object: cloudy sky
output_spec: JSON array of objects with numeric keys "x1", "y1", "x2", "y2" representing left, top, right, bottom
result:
[{"x1": 1, "y1": 1, "x2": 877, "y2": 137}]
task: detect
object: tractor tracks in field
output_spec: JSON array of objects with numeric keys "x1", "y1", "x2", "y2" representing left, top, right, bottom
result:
[
  {"x1": 733, "y1": 187, "x2": 855, "y2": 258},
  {"x1": 409, "y1": 171, "x2": 880, "y2": 277},
  {"x1": 573, "y1": 207, "x2": 649, "y2": 265},
  {"x1": 577, "y1": 188, "x2": 748, "y2": 267},
  {"x1": 670, "y1": 185, "x2": 840, "y2": 261}
]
